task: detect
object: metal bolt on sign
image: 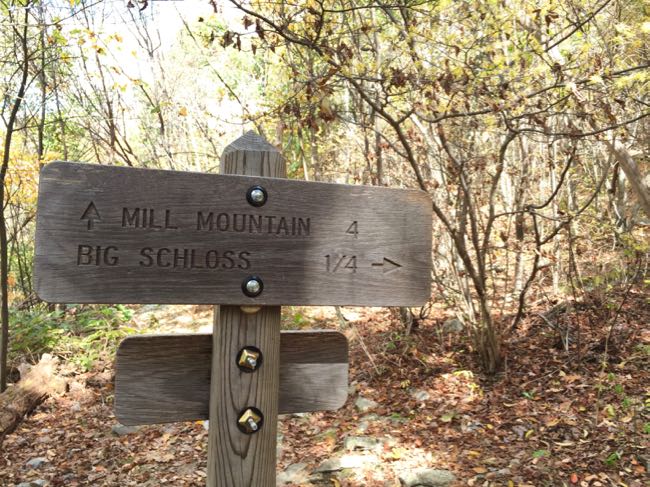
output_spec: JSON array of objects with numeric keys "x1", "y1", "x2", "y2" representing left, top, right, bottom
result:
[
  {"x1": 237, "y1": 347, "x2": 262, "y2": 372},
  {"x1": 238, "y1": 408, "x2": 264, "y2": 434},
  {"x1": 246, "y1": 185, "x2": 267, "y2": 207},
  {"x1": 242, "y1": 276, "x2": 264, "y2": 297}
]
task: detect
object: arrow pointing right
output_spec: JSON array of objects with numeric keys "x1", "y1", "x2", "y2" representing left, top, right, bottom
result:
[{"x1": 371, "y1": 258, "x2": 402, "y2": 274}]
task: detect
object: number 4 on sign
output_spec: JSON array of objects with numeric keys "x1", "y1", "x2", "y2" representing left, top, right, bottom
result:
[{"x1": 346, "y1": 221, "x2": 358, "y2": 238}]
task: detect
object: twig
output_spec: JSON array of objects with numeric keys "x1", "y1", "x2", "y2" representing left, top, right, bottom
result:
[
  {"x1": 518, "y1": 365, "x2": 565, "y2": 389},
  {"x1": 604, "y1": 258, "x2": 641, "y2": 353},
  {"x1": 334, "y1": 306, "x2": 348, "y2": 329},
  {"x1": 351, "y1": 322, "x2": 380, "y2": 376}
]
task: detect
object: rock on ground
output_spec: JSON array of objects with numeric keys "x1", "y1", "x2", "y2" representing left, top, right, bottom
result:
[
  {"x1": 314, "y1": 453, "x2": 378, "y2": 473},
  {"x1": 355, "y1": 396, "x2": 379, "y2": 412},
  {"x1": 442, "y1": 318, "x2": 464, "y2": 334},
  {"x1": 25, "y1": 458, "x2": 48, "y2": 469},
  {"x1": 411, "y1": 389, "x2": 431, "y2": 402},
  {"x1": 344, "y1": 436, "x2": 383, "y2": 452},
  {"x1": 399, "y1": 468, "x2": 456, "y2": 487},
  {"x1": 111, "y1": 423, "x2": 139, "y2": 436},
  {"x1": 277, "y1": 463, "x2": 309, "y2": 486}
]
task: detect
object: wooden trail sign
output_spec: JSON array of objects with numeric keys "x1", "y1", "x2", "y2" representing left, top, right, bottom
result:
[
  {"x1": 114, "y1": 331, "x2": 348, "y2": 425},
  {"x1": 34, "y1": 132, "x2": 434, "y2": 487},
  {"x1": 33, "y1": 161, "x2": 432, "y2": 306}
]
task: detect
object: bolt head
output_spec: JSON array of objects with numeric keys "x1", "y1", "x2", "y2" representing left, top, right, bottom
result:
[
  {"x1": 238, "y1": 348, "x2": 261, "y2": 372},
  {"x1": 238, "y1": 408, "x2": 263, "y2": 434},
  {"x1": 242, "y1": 276, "x2": 263, "y2": 297},
  {"x1": 247, "y1": 186, "x2": 267, "y2": 207},
  {"x1": 246, "y1": 279, "x2": 261, "y2": 295},
  {"x1": 250, "y1": 188, "x2": 265, "y2": 203}
]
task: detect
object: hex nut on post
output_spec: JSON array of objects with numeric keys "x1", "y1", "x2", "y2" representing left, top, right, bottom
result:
[
  {"x1": 242, "y1": 276, "x2": 263, "y2": 297},
  {"x1": 237, "y1": 347, "x2": 262, "y2": 373},
  {"x1": 237, "y1": 407, "x2": 264, "y2": 434},
  {"x1": 246, "y1": 185, "x2": 267, "y2": 207}
]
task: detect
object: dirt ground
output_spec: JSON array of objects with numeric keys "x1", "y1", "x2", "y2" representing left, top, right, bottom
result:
[{"x1": 1, "y1": 288, "x2": 648, "y2": 487}]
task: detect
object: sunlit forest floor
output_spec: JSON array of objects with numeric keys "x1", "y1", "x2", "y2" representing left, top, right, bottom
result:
[{"x1": 1, "y1": 287, "x2": 648, "y2": 487}]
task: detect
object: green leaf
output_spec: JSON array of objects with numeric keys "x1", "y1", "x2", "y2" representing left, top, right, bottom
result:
[
  {"x1": 604, "y1": 451, "x2": 621, "y2": 466},
  {"x1": 440, "y1": 412, "x2": 456, "y2": 423}
]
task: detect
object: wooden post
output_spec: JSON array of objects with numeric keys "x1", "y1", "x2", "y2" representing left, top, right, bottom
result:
[{"x1": 207, "y1": 132, "x2": 285, "y2": 487}]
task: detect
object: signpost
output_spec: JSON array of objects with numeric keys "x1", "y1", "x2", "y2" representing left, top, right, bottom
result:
[{"x1": 33, "y1": 131, "x2": 432, "y2": 486}]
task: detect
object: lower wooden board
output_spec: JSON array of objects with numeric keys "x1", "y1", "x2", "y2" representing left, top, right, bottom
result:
[{"x1": 115, "y1": 330, "x2": 348, "y2": 425}]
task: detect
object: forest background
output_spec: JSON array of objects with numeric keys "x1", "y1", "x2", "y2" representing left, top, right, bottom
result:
[{"x1": 0, "y1": 0, "x2": 648, "y2": 485}]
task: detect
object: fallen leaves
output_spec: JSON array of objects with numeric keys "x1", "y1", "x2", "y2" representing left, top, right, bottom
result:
[{"x1": 1, "y1": 292, "x2": 649, "y2": 486}]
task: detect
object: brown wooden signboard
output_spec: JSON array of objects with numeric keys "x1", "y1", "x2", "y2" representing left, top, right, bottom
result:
[
  {"x1": 34, "y1": 162, "x2": 432, "y2": 306},
  {"x1": 115, "y1": 331, "x2": 348, "y2": 426}
]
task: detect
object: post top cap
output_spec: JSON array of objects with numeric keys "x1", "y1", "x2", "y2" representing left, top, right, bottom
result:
[{"x1": 223, "y1": 131, "x2": 279, "y2": 154}]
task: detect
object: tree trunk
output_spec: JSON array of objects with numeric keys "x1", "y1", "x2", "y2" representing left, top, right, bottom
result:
[
  {"x1": 1, "y1": 4, "x2": 31, "y2": 393},
  {"x1": 603, "y1": 141, "x2": 650, "y2": 219},
  {"x1": 477, "y1": 306, "x2": 501, "y2": 375}
]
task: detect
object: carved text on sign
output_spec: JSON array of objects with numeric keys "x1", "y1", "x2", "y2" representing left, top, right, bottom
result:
[
  {"x1": 196, "y1": 212, "x2": 310, "y2": 236},
  {"x1": 88, "y1": 204, "x2": 314, "y2": 237},
  {"x1": 35, "y1": 162, "x2": 432, "y2": 305}
]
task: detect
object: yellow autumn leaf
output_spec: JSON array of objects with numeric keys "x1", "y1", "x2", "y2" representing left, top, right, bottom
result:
[
  {"x1": 178, "y1": 106, "x2": 188, "y2": 116},
  {"x1": 589, "y1": 74, "x2": 604, "y2": 85},
  {"x1": 390, "y1": 447, "x2": 407, "y2": 459}
]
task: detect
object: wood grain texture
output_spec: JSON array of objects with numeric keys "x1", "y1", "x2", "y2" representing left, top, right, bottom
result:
[
  {"x1": 209, "y1": 306, "x2": 280, "y2": 487},
  {"x1": 114, "y1": 331, "x2": 348, "y2": 425},
  {"x1": 33, "y1": 135, "x2": 432, "y2": 306},
  {"x1": 208, "y1": 132, "x2": 283, "y2": 487}
]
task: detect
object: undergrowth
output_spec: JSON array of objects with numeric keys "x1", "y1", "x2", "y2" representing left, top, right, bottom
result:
[{"x1": 9, "y1": 304, "x2": 138, "y2": 372}]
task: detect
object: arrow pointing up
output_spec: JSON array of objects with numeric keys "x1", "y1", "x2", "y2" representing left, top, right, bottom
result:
[
  {"x1": 371, "y1": 258, "x2": 402, "y2": 274},
  {"x1": 81, "y1": 202, "x2": 101, "y2": 230}
]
